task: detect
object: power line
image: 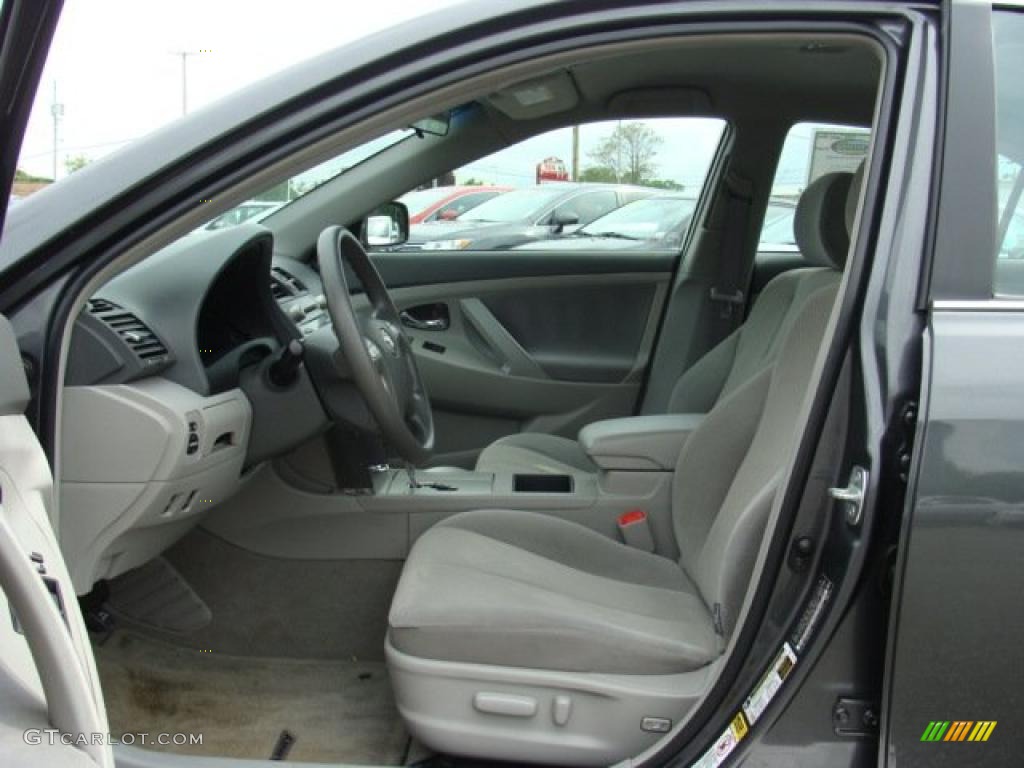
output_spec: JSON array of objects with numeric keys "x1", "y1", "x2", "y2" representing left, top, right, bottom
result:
[{"x1": 20, "y1": 137, "x2": 136, "y2": 162}]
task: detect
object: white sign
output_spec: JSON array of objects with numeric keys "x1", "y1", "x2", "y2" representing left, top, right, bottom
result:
[{"x1": 807, "y1": 129, "x2": 870, "y2": 184}]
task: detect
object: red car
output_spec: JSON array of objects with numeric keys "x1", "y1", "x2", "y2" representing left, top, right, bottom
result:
[{"x1": 400, "y1": 184, "x2": 511, "y2": 224}]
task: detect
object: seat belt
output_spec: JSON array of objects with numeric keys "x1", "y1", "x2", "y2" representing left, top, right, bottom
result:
[{"x1": 709, "y1": 171, "x2": 755, "y2": 338}]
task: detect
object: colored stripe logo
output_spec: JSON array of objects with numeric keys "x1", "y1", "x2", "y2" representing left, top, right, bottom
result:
[{"x1": 921, "y1": 721, "x2": 996, "y2": 742}]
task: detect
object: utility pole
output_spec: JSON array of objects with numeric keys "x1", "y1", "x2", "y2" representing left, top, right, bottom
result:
[
  {"x1": 170, "y1": 50, "x2": 199, "y2": 115},
  {"x1": 571, "y1": 125, "x2": 580, "y2": 181},
  {"x1": 50, "y1": 81, "x2": 63, "y2": 182}
]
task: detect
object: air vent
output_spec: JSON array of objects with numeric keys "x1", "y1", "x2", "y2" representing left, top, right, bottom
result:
[
  {"x1": 102, "y1": 312, "x2": 169, "y2": 362},
  {"x1": 270, "y1": 266, "x2": 307, "y2": 300},
  {"x1": 87, "y1": 298, "x2": 122, "y2": 314}
]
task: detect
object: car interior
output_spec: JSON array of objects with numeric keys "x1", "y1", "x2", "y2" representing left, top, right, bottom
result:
[{"x1": 53, "y1": 32, "x2": 882, "y2": 767}]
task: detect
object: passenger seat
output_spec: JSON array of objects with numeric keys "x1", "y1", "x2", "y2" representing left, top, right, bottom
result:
[{"x1": 474, "y1": 169, "x2": 858, "y2": 476}]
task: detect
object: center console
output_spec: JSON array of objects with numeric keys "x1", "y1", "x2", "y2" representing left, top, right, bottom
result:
[{"x1": 358, "y1": 413, "x2": 704, "y2": 558}]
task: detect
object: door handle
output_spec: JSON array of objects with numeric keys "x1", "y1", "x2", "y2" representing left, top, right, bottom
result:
[{"x1": 400, "y1": 310, "x2": 449, "y2": 331}]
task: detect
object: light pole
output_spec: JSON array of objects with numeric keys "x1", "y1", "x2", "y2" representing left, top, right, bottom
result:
[
  {"x1": 50, "y1": 81, "x2": 63, "y2": 182},
  {"x1": 571, "y1": 125, "x2": 579, "y2": 182},
  {"x1": 170, "y1": 50, "x2": 199, "y2": 115}
]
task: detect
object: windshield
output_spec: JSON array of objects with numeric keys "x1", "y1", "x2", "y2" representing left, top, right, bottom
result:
[
  {"x1": 458, "y1": 187, "x2": 569, "y2": 223},
  {"x1": 279, "y1": 130, "x2": 412, "y2": 204},
  {"x1": 580, "y1": 196, "x2": 696, "y2": 239}
]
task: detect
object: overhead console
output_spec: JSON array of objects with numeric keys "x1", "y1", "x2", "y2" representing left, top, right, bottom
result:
[{"x1": 59, "y1": 377, "x2": 251, "y2": 593}]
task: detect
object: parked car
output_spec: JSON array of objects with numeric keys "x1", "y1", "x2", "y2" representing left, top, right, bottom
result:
[
  {"x1": 400, "y1": 184, "x2": 511, "y2": 224},
  {"x1": 515, "y1": 193, "x2": 697, "y2": 250},
  {"x1": 1, "y1": 3, "x2": 1024, "y2": 768},
  {"x1": 404, "y1": 182, "x2": 654, "y2": 250}
]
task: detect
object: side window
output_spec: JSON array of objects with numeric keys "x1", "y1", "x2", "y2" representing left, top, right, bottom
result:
[
  {"x1": 758, "y1": 122, "x2": 871, "y2": 256},
  {"x1": 429, "y1": 191, "x2": 500, "y2": 222},
  {"x1": 550, "y1": 190, "x2": 619, "y2": 227},
  {"x1": 398, "y1": 118, "x2": 726, "y2": 252},
  {"x1": 993, "y1": 10, "x2": 1024, "y2": 295}
]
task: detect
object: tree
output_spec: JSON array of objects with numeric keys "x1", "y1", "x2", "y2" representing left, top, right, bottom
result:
[
  {"x1": 64, "y1": 154, "x2": 90, "y2": 174},
  {"x1": 587, "y1": 122, "x2": 663, "y2": 184},
  {"x1": 579, "y1": 166, "x2": 618, "y2": 183},
  {"x1": 15, "y1": 169, "x2": 52, "y2": 183},
  {"x1": 642, "y1": 178, "x2": 684, "y2": 191}
]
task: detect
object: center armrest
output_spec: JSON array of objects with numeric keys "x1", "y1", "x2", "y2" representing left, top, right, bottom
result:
[{"x1": 579, "y1": 414, "x2": 705, "y2": 471}]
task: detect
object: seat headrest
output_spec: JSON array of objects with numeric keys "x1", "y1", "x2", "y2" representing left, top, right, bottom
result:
[
  {"x1": 793, "y1": 171, "x2": 853, "y2": 270},
  {"x1": 845, "y1": 161, "x2": 865, "y2": 235}
]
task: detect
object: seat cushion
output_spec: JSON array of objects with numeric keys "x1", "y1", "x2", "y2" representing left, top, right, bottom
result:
[
  {"x1": 388, "y1": 510, "x2": 721, "y2": 674},
  {"x1": 474, "y1": 432, "x2": 597, "y2": 475}
]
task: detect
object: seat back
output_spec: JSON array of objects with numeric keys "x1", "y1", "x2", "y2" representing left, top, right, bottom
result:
[
  {"x1": 653, "y1": 172, "x2": 854, "y2": 415},
  {"x1": 672, "y1": 170, "x2": 861, "y2": 637}
]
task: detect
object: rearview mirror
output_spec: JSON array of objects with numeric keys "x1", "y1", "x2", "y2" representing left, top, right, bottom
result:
[
  {"x1": 361, "y1": 202, "x2": 409, "y2": 248},
  {"x1": 411, "y1": 113, "x2": 451, "y2": 137}
]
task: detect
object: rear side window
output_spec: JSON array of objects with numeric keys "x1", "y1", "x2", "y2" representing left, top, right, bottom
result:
[
  {"x1": 993, "y1": 10, "x2": 1024, "y2": 295},
  {"x1": 759, "y1": 122, "x2": 871, "y2": 254}
]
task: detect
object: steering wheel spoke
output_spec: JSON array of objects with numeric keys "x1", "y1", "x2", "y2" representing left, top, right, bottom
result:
[{"x1": 316, "y1": 226, "x2": 434, "y2": 464}]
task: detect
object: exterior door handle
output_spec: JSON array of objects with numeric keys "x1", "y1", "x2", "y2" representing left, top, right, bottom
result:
[
  {"x1": 829, "y1": 466, "x2": 868, "y2": 527},
  {"x1": 400, "y1": 311, "x2": 448, "y2": 331}
]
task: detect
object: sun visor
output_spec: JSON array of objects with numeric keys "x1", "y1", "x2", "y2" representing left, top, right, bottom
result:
[{"x1": 487, "y1": 71, "x2": 580, "y2": 120}]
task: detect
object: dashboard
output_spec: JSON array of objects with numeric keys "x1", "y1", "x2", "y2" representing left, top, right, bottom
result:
[
  {"x1": 61, "y1": 222, "x2": 333, "y2": 593},
  {"x1": 67, "y1": 223, "x2": 328, "y2": 396}
]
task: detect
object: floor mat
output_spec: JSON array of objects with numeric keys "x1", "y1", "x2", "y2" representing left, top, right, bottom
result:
[
  {"x1": 95, "y1": 631, "x2": 408, "y2": 765},
  {"x1": 107, "y1": 557, "x2": 211, "y2": 634}
]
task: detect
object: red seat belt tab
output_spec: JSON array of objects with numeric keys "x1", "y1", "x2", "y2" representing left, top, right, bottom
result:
[{"x1": 617, "y1": 509, "x2": 655, "y2": 552}]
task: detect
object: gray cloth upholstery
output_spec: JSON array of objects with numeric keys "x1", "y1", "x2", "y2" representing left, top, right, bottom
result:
[
  {"x1": 389, "y1": 280, "x2": 840, "y2": 673},
  {"x1": 678, "y1": 285, "x2": 839, "y2": 636},
  {"x1": 792, "y1": 171, "x2": 853, "y2": 269},
  {"x1": 389, "y1": 170, "x2": 857, "y2": 677},
  {"x1": 473, "y1": 172, "x2": 855, "y2": 477},
  {"x1": 0, "y1": 316, "x2": 30, "y2": 416},
  {"x1": 476, "y1": 431, "x2": 597, "y2": 475},
  {"x1": 389, "y1": 510, "x2": 720, "y2": 674}
]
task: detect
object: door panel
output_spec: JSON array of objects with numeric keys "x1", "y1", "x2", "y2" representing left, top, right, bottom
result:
[
  {"x1": 885, "y1": 312, "x2": 1024, "y2": 766},
  {"x1": 0, "y1": 315, "x2": 113, "y2": 767},
  {"x1": 375, "y1": 251, "x2": 673, "y2": 467}
]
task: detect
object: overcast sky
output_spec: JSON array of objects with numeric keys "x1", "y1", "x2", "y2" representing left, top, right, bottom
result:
[
  {"x1": 18, "y1": 1, "x2": 862, "y2": 192},
  {"x1": 19, "y1": 0, "x2": 464, "y2": 179}
]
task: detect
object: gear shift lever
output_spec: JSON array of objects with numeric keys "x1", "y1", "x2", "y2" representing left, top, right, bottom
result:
[{"x1": 405, "y1": 462, "x2": 421, "y2": 489}]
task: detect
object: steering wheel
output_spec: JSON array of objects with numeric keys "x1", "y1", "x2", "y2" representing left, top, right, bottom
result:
[{"x1": 316, "y1": 226, "x2": 434, "y2": 464}]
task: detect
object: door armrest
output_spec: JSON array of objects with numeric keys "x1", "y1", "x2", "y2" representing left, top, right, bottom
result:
[{"x1": 579, "y1": 414, "x2": 704, "y2": 471}]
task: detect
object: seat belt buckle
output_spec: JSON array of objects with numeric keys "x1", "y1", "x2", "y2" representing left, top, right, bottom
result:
[{"x1": 617, "y1": 509, "x2": 655, "y2": 553}]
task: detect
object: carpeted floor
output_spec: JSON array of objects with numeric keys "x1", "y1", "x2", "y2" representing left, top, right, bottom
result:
[
  {"x1": 142, "y1": 528, "x2": 404, "y2": 661},
  {"x1": 95, "y1": 631, "x2": 409, "y2": 765}
]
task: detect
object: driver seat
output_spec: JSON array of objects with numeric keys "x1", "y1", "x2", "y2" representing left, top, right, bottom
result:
[{"x1": 386, "y1": 286, "x2": 847, "y2": 764}]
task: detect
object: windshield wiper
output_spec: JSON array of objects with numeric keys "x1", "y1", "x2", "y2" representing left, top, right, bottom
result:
[{"x1": 584, "y1": 231, "x2": 640, "y2": 240}]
